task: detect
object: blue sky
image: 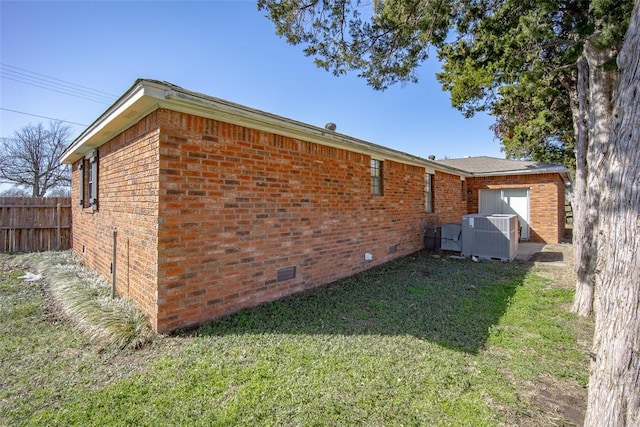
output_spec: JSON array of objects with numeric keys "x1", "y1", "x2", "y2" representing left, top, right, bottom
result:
[{"x1": 1, "y1": 0, "x2": 503, "y2": 160}]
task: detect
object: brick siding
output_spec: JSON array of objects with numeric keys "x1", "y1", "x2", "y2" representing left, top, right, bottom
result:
[
  {"x1": 153, "y1": 109, "x2": 437, "y2": 332},
  {"x1": 424, "y1": 170, "x2": 468, "y2": 225},
  {"x1": 71, "y1": 111, "x2": 162, "y2": 328},
  {"x1": 73, "y1": 109, "x2": 463, "y2": 332}
]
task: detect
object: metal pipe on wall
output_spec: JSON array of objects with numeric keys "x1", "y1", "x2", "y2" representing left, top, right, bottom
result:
[{"x1": 112, "y1": 227, "x2": 117, "y2": 299}]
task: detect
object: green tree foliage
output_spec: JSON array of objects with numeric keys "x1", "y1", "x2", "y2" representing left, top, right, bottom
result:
[
  {"x1": 489, "y1": 72, "x2": 576, "y2": 167},
  {"x1": 259, "y1": 0, "x2": 632, "y2": 168},
  {"x1": 259, "y1": 0, "x2": 452, "y2": 90},
  {"x1": 435, "y1": 0, "x2": 630, "y2": 168}
]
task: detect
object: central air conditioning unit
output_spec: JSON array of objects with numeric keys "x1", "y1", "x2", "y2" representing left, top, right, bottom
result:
[{"x1": 461, "y1": 214, "x2": 519, "y2": 261}]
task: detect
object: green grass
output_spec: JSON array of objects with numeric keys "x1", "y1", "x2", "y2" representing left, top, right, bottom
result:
[{"x1": 1, "y1": 250, "x2": 592, "y2": 426}]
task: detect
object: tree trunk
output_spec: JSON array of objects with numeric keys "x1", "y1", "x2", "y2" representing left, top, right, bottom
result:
[
  {"x1": 570, "y1": 56, "x2": 596, "y2": 317},
  {"x1": 571, "y1": 31, "x2": 618, "y2": 318},
  {"x1": 32, "y1": 170, "x2": 40, "y2": 197},
  {"x1": 585, "y1": 2, "x2": 640, "y2": 424}
]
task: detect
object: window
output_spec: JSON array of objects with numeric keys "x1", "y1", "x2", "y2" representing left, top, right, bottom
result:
[
  {"x1": 425, "y1": 173, "x2": 434, "y2": 213},
  {"x1": 88, "y1": 158, "x2": 95, "y2": 203},
  {"x1": 78, "y1": 150, "x2": 98, "y2": 210},
  {"x1": 371, "y1": 159, "x2": 383, "y2": 195}
]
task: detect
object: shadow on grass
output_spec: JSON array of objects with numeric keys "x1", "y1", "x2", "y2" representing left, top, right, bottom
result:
[{"x1": 197, "y1": 250, "x2": 530, "y2": 354}]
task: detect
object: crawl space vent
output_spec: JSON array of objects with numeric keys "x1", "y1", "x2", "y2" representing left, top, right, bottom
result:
[{"x1": 277, "y1": 266, "x2": 296, "y2": 282}]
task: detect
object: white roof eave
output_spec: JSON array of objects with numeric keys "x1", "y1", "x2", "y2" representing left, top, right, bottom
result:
[
  {"x1": 60, "y1": 81, "x2": 167, "y2": 164},
  {"x1": 60, "y1": 79, "x2": 467, "y2": 177}
]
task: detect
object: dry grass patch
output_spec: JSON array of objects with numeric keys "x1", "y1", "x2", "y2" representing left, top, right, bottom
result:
[{"x1": 1, "y1": 251, "x2": 153, "y2": 350}]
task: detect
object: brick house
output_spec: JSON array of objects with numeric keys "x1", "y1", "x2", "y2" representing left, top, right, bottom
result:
[
  {"x1": 436, "y1": 157, "x2": 570, "y2": 244},
  {"x1": 61, "y1": 79, "x2": 569, "y2": 333}
]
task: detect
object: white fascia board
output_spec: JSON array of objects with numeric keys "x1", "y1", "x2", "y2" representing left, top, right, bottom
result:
[{"x1": 60, "y1": 81, "x2": 166, "y2": 164}]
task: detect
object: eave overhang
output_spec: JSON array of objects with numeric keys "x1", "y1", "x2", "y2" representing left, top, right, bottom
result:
[
  {"x1": 471, "y1": 167, "x2": 572, "y2": 184},
  {"x1": 61, "y1": 79, "x2": 465, "y2": 177}
]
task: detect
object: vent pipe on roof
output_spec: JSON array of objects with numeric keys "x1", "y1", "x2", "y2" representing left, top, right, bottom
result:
[
  {"x1": 325, "y1": 122, "x2": 337, "y2": 131},
  {"x1": 428, "y1": 155, "x2": 436, "y2": 160}
]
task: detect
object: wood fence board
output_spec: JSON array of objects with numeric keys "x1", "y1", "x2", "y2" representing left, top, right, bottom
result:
[{"x1": 0, "y1": 197, "x2": 72, "y2": 252}]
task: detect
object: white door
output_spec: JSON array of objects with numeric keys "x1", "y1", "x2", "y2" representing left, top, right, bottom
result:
[{"x1": 479, "y1": 188, "x2": 530, "y2": 240}]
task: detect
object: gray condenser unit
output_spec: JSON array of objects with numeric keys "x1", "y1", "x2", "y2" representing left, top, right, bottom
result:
[
  {"x1": 440, "y1": 223, "x2": 462, "y2": 251},
  {"x1": 461, "y1": 214, "x2": 519, "y2": 261}
]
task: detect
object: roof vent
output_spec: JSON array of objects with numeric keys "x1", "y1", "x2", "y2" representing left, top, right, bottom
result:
[
  {"x1": 324, "y1": 122, "x2": 337, "y2": 131},
  {"x1": 428, "y1": 155, "x2": 436, "y2": 160}
]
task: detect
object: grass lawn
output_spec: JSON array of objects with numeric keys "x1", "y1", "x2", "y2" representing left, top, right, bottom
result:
[{"x1": 1, "y1": 247, "x2": 592, "y2": 426}]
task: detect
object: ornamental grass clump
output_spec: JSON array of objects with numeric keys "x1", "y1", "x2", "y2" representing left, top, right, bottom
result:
[{"x1": 7, "y1": 251, "x2": 152, "y2": 350}]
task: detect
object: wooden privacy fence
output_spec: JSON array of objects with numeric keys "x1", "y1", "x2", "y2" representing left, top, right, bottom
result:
[{"x1": 0, "y1": 197, "x2": 72, "y2": 253}]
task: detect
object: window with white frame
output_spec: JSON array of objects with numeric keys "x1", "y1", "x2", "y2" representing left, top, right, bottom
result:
[
  {"x1": 371, "y1": 159, "x2": 383, "y2": 195},
  {"x1": 78, "y1": 150, "x2": 99, "y2": 210}
]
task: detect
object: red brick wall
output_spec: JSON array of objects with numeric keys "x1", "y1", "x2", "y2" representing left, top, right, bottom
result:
[
  {"x1": 557, "y1": 183, "x2": 566, "y2": 241},
  {"x1": 153, "y1": 109, "x2": 436, "y2": 332},
  {"x1": 466, "y1": 173, "x2": 565, "y2": 243},
  {"x1": 423, "y1": 170, "x2": 468, "y2": 226},
  {"x1": 71, "y1": 112, "x2": 162, "y2": 328}
]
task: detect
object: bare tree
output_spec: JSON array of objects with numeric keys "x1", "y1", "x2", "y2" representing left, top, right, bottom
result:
[
  {"x1": 0, "y1": 121, "x2": 72, "y2": 196},
  {"x1": 0, "y1": 187, "x2": 30, "y2": 197}
]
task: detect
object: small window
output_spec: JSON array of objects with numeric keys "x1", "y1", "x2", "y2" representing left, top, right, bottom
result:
[
  {"x1": 371, "y1": 159, "x2": 383, "y2": 195},
  {"x1": 79, "y1": 150, "x2": 99, "y2": 210},
  {"x1": 425, "y1": 173, "x2": 434, "y2": 213},
  {"x1": 88, "y1": 158, "x2": 95, "y2": 203}
]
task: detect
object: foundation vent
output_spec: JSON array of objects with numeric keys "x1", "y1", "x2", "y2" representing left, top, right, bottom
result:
[{"x1": 277, "y1": 266, "x2": 296, "y2": 282}]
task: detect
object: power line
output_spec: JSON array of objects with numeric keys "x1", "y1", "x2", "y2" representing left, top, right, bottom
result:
[
  {"x1": 1, "y1": 70, "x2": 114, "y2": 103},
  {"x1": 1, "y1": 67, "x2": 115, "y2": 102},
  {"x1": 1, "y1": 75, "x2": 114, "y2": 104},
  {"x1": 0, "y1": 63, "x2": 118, "y2": 104},
  {"x1": 0, "y1": 107, "x2": 88, "y2": 127},
  {"x1": 1, "y1": 63, "x2": 117, "y2": 97}
]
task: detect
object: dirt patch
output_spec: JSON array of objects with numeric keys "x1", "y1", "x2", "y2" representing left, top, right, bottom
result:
[
  {"x1": 530, "y1": 243, "x2": 577, "y2": 290},
  {"x1": 519, "y1": 373, "x2": 587, "y2": 426},
  {"x1": 537, "y1": 375, "x2": 587, "y2": 426}
]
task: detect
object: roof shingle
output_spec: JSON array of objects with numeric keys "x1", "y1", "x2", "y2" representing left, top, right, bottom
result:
[{"x1": 434, "y1": 156, "x2": 568, "y2": 175}]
